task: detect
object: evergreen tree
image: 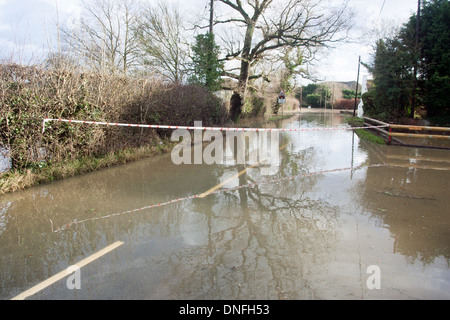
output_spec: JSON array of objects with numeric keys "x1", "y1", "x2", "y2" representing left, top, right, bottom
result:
[
  {"x1": 189, "y1": 33, "x2": 224, "y2": 91},
  {"x1": 296, "y1": 83, "x2": 318, "y2": 103},
  {"x1": 342, "y1": 89, "x2": 361, "y2": 99},
  {"x1": 418, "y1": 0, "x2": 450, "y2": 117},
  {"x1": 371, "y1": 38, "x2": 414, "y2": 120},
  {"x1": 370, "y1": 0, "x2": 450, "y2": 120}
]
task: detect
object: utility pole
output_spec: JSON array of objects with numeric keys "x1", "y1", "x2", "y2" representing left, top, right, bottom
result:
[
  {"x1": 332, "y1": 85, "x2": 335, "y2": 110},
  {"x1": 320, "y1": 88, "x2": 322, "y2": 109},
  {"x1": 300, "y1": 85, "x2": 303, "y2": 110},
  {"x1": 353, "y1": 56, "x2": 361, "y2": 117},
  {"x1": 209, "y1": 0, "x2": 214, "y2": 34},
  {"x1": 411, "y1": 0, "x2": 421, "y2": 118}
]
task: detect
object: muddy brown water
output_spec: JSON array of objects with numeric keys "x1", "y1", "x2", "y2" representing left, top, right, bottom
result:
[{"x1": 1, "y1": 112, "x2": 449, "y2": 300}]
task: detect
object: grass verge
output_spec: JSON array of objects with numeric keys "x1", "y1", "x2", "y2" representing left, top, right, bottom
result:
[
  {"x1": 267, "y1": 114, "x2": 294, "y2": 122},
  {"x1": 345, "y1": 116, "x2": 386, "y2": 145},
  {"x1": 0, "y1": 138, "x2": 175, "y2": 195},
  {"x1": 354, "y1": 129, "x2": 386, "y2": 145}
]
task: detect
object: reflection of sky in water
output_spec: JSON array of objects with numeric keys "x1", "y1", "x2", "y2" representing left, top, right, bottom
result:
[
  {"x1": 282, "y1": 115, "x2": 368, "y2": 171},
  {"x1": 214, "y1": 114, "x2": 369, "y2": 180},
  {"x1": 218, "y1": 169, "x2": 239, "y2": 189}
]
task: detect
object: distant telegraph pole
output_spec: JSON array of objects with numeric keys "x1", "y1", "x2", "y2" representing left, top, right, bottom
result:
[
  {"x1": 300, "y1": 85, "x2": 303, "y2": 110},
  {"x1": 353, "y1": 56, "x2": 361, "y2": 117},
  {"x1": 209, "y1": 0, "x2": 214, "y2": 34}
]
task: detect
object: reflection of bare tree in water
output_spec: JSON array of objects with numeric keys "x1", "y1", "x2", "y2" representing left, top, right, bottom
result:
[{"x1": 146, "y1": 152, "x2": 341, "y2": 299}]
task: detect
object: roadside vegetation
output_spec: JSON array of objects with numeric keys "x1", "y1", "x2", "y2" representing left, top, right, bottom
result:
[
  {"x1": 267, "y1": 115, "x2": 295, "y2": 122},
  {"x1": 353, "y1": 129, "x2": 386, "y2": 145},
  {"x1": 362, "y1": 0, "x2": 450, "y2": 127},
  {"x1": 345, "y1": 116, "x2": 386, "y2": 145}
]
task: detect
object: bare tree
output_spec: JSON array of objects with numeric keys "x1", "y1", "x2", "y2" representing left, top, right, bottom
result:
[
  {"x1": 213, "y1": 0, "x2": 353, "y2": 120},
  {"x1": 135, "y1": 2, "x2": 189, "y2": 83},
  {"x1": 61, "y1": 0, "x2": 141, "y2": 73}
]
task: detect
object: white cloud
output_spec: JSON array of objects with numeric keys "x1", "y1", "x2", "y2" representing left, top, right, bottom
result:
[{"x1": 311, "y1": 0, "x2": 419, "y2": 82}]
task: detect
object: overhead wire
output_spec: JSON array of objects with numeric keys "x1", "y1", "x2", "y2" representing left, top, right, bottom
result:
[{"x1": 378, "y1": 0, "x2": 387, "y2": 20}]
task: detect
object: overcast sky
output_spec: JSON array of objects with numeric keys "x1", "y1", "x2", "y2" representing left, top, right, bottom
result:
[{"x1": 0, "y1": 0, "x2": 419, "y2": 82}]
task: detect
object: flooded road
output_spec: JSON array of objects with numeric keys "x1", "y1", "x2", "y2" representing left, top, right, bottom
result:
[{"x1": 1, "y1": 111, "x2": 449, "y2": 300}]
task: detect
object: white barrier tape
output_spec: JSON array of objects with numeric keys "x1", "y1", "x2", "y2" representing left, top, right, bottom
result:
[
  {"x1": 42, "y1": 118, "x2": 390, "y2": 134},
  {"x1": 51, "y1": 163, "x2": 385, "y2": 233}
]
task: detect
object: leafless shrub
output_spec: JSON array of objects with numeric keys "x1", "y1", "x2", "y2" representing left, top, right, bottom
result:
[{"x1": 0, "y1": 61, "x2": 228, "y2": 171}]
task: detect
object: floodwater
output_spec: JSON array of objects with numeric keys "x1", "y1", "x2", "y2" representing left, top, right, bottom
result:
[{"x1": 1, "y1": 111, "x2": 449, "y2": 300}]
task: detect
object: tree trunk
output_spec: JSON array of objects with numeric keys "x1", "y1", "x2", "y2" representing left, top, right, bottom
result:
[
  {"x1": 230, "y1": 22, "x2": 255, "y2": 122},
  {"x1": 230, "y1": 60, "x2": 251, "y2": 121}
]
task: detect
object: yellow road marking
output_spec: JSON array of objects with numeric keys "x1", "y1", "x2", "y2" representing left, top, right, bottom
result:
[
  {"x1": 11, "y1": 241, "x2": 124, "y2": 300},
  {"x1": 198, "y1": 161, "x2": 261, "y2": 198},
  {"x1": 198, "y1": 142, "x2": 289, "y2": 198}
]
